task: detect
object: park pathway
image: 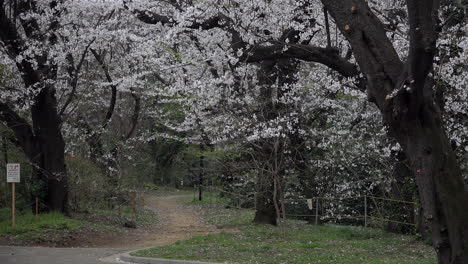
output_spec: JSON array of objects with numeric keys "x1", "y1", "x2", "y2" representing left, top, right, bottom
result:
[
  {"x1": 134, "y1": 194, "x2": 218, "y2": 247},
  {"x1": 0, "y1": 193, "x2": 219, "y2": 264}
]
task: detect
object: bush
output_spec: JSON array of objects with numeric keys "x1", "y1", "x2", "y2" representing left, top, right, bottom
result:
[{"x1": 66, "y1": 156, "x2": 108, "y2": 212}]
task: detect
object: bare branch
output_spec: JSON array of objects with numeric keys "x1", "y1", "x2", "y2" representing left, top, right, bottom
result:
[
  {"x1": 60, "y1": 38, "x2": 96, "y2": 117},
  {"x1": 90, "y1": 48, "x2": 117, "y2": 129}
]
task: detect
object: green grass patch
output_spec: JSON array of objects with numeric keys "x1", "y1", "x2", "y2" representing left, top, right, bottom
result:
[
  {"x1": 153, "y1": 186, "x2": 194, "y2": 196},
  {"x1": 206, "y1": 208, "x2": 254, "y2": 228},
  {"x1": 186, "y1": 199, "x2": 254, "y2": 228},
  {"x1": 0, "y1": 210, "x2": 81, "y2": 235},
  {"x1": 93, "y1": 206, "x2": 157, "y2": 224},
  {"x1": 186, "y1": 192, "x2": 230, "y2": 206},
  {"x1": 132, "y1": 222, "x2": 436, "y2": 264},
  {"x1": 143, "y1": 182, "x2": 159, "y2": 191}
]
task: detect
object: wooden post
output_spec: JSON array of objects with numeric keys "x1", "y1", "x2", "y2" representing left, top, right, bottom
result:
[
  {"x1": 36, "y1": 197, "x2": 39, "y2": 219},
  {"x1": 314, "y1": 198, "x2": 319, "y2": 227},
  {"x1": 12, "y1": 182, "x2": 15, "y2": 228},
  {"x1": 254, "y1": 192, "x2": 257, "y2": 211},
  {"x1": 132, "y1": 192, "x2": 137, "y2": 222},
  {"x1": 364, "y1": 196, "x2": 368, "y2": 228},
  {"x1": 193, "y1": 184, "x2": 196, "y2": 201}
]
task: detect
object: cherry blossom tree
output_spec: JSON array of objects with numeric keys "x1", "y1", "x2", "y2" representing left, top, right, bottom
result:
[
  {"x1": 318, "y1": 0, "x2": 468, "y2": 262},
  {"x1": 0, "y1": 0, "x2": 70, "y2": 212}
]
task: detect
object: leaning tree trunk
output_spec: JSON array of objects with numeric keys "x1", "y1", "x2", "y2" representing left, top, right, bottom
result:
[
  {"x1": 389, "y1": 104, "x2": 468, "y2": 263},
  {"x1": 319, "y1": 1, "x2": 468, "y2": 262},
  {"x1": 30, "y1": 87, "x2": 69, "y2": 213}
]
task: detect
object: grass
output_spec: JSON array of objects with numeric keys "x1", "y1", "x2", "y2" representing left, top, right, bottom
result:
[
  {"x1": 93, "y1": 206, "x2": 157, "y2": 224},
  {"x1": 186, "y1": 191, "x2": 231, "y2": 206},
  {"x1": 0, "y1": 208, "x2": 81, "y2": 236},
  {"x1": 132, "y1": 203, "x2": 436, "y2": 264},
  {"x1": 185, "y1": 193, "x2": 254, "y2": 228},
  {"x1": 153, "y1": 185, "x2": 194, "y2": 196}
]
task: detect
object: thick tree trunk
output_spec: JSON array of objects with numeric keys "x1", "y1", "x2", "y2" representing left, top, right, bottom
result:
[
  {"x1": 390, "y1": 106, "x2": 468, "y2": 263},
  {"x1": 0, "y1": 0, "x2": 68, "y2": 214},
  {"x1": 319, "y1": 1, "x2": 468, "y2": 262},
  {"x1": 31, "y1": 88, "x2": 68, "y2": 213},
  {"x1": 252, "y1": 58, "x2": 298, "y2": 225},
  {"x1": 254, "y1": 171, "x2": 277, "y2": 225}
]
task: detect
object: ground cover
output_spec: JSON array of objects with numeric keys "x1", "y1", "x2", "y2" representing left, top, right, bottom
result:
[
  {"x1": 0, "y1": 200, "x2": 158, "y2": 247},
  {"x1": 133, "y1": 201, "x2": 437, "y2": 264},
  {"x1": 0, "y1": 190, "x2": 217, "y2": 248}
]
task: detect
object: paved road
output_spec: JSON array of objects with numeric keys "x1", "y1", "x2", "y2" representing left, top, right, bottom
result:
[{"x1": 0, "y1": 246, "x2": 132, "y2": 264}]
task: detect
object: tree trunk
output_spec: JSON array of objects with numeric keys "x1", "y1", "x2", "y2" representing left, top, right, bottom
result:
[
  {"x1": 31, "y1": 87, "x2": 68, "y2": 213},
  {"x1": 390, "y1": 106, "x2": 468, "y2": 263},
  {"x1": 319, "y1": 1, "x2": 468, "y2": 262},
  {"x1": 385, "y1": 151, "x2": 415, "y2": 234},
  {"x1": 254, "y1": 171, "x2": 277, "y2": 225}
]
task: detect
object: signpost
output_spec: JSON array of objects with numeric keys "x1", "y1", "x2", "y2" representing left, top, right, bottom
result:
[{"x1": 7, "y1": 163, "x2": 20, "y2": 227}]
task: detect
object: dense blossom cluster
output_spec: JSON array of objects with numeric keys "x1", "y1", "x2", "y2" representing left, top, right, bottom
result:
[{"x1": 0, "y1": 0, "x2": 466, "y2": 210}]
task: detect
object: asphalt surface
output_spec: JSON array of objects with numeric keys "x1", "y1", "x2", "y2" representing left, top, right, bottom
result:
[{"x1": 0, "y1": 246, "x2": 132, "y2": 264}]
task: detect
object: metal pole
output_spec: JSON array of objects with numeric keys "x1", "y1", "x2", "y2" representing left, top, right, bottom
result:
[
  {"x1": 364, "y1": 195, "x2": 368, "y2": 228},
  {"x1": 314, "y1": 198, "x2": 319, "y2": 227}
]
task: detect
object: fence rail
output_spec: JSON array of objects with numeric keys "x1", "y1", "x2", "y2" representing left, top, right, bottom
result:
[{"x1": 195, "y1": 185, "x2": 418, "y2": 229}]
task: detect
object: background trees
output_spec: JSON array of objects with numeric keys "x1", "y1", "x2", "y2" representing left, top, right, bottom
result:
[{"x1": 1, "y1": 1, "x2": 467, "y2": 263}]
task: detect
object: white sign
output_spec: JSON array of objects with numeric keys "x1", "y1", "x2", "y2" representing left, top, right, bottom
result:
[
  {"x1": 7, "y1": 163, "x2": 20, "y2": 183},
  {"x1": 307, "y1": 199, "x2": 313, "y2": 210}
]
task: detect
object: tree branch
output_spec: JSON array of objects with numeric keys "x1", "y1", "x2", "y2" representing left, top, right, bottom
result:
[
  {"x1": 124, "y1": 89, "x2": 140, "y2": 140},
  {"x1": 90, "y1": 48, "x2": 117, "y2": 129},
  {"x1": 60, "y1": 39, "x2": 95, "y2": 117},
  {"x1": 244, "y1": 44, "x2": 359, "y2": 77},
  {"x1": 0, "y1": 102, "x2": 36, "y2": 157},
  {"x1": 320, "y1": 0, "x2": 404, "y2": 107},
  {"x1": 123, "y1": 1, "x2": 226, "y2": 30},
  {"x1": 406, "y1": 0, "x2": 440, "y2": 85}
]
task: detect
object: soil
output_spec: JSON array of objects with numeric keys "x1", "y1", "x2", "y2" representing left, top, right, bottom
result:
[{"x1": 0, "y1": 193, "x2": 224, "y2": 248}]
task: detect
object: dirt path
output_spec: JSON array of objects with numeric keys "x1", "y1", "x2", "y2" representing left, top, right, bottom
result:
[
  {"x1": 0, "y1": 192, "x2": 220, "y2": 249},
  {"x1": 137, "y1": 194, "x2": 219, "y2": 246},
  {"x1": 0, "y1": 193, "x2": 221, "y2": 264},
  {"x1": 78, "y1": 193, "x2": 219, "y2": 248}
]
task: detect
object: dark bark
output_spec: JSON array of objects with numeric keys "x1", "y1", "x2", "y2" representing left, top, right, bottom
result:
[
  {"x1": 124, "y1": 89, "x2": 141, "y2": 140},
  {"x1": 385, "y1": 151, "x2": 415, "y2": 234},
  {"x1": 0, "y1": 92, "x2": 68, "y2": 213},
  {"x1": 2, "y1": 134, "x2": 7, "y2": 165},
  {"x1": 253, "y1": 171, "x2": 277, "y2": 225},
  {"x1": 124, "y1": 1, "x2": 227, "y2": 30},
  {"x1": 0, "y1": 1, "x2": 68, "y2": 213},
  {"x1": 243, "y1": 45, "x2": 358, "y2": 77},
  {"x1": 251, "y1": 57, "x2": 299, "y2": 225},
  {"x1": 320, "y1": 1, "x2": 468, "y2": 262},
  {"x1": 90, "y1": 48, "x2": 117, "y2": 130},
  {"x1": 31, "y1": 87, "x2": 68, "y2": 213},
  {"x1": 60, "y1": 39, "x2": 95, "y2": 118}
]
